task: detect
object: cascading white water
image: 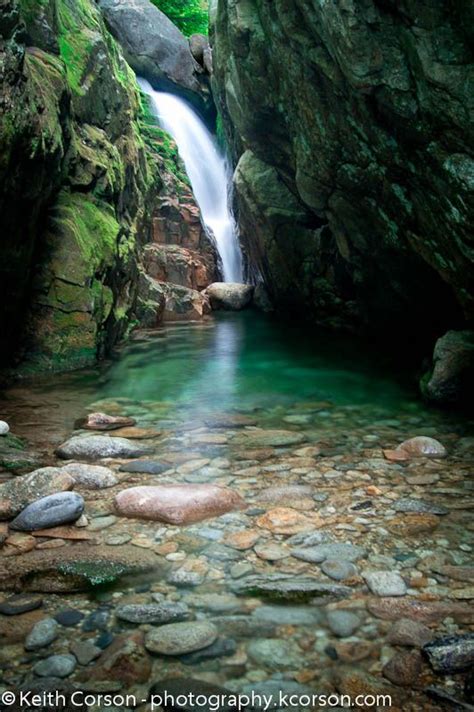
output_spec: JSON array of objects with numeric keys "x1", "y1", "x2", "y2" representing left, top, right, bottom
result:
[{"x1": 139, "y1": 78, "x2": 243, "y2": 283}]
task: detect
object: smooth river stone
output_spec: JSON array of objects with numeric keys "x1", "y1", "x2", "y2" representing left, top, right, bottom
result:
[
  {"x1": 115, "y1": 484, "x2": 246, "y2": 524},
  {"x1": 115, "y1": 602, "x2": 189, "y2": 624},
  {"x1": 10, "y1": 492, "x2": 85, "y2": 532},
  {"x1": 145, "y1": 621, "x2": 217, "y2": 655},
  {"x1": 75, "y1": 412, "x2": 136, "y2": 431},
  {"x1": 119, "y1": 460, "x2": 169, "y2": 475},
  {"x1": 61, "y1": 463, "x2": 118, "y2": 489},
  {"x1": 393, "y1": 497, "x2": 449, "y2": 515},
  {"x1": 363, "y1": 571, "x2": 407, "y2": 597},
  {"x1": 25, "y1": 618, "x2": 59, "y2": 650},
  {"x1": 291, "y1": 542, "x2": 365, "y2": 563},
  {"x1": 0, "y1": 468, "x2": 74, "y2": 520},
  {"x1": 204, "y1": 282, "x2": 254, "y2": 310},
  {"x1": 56, "y1": 435, "x2": 151, "y2": 460},
  {"x1": 232, "y1": 429, "x2": 306, "y2": 448},
  {"x1": 396, "y1": 436, "x2": 447, "y2": 458}
]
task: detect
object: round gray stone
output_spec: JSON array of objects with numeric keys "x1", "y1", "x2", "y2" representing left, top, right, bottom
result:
[
  {"x1": 33, "y1": 654, "x2": 76, "y2": 678},
  {"x1": 25, "y1": 618, "x2": 59, "y2": 651},
  {"x1": 326, "y1": 610, "x2": 361, "y2": 637},
  {"x1": 145, "y1": 621, "x2": 217, "y2": 655},
  {"x1": 10, "y1": 492, "x2": 84, "y2": 532}
]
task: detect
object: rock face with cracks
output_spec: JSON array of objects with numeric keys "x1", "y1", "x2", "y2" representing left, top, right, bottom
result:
[{"x1": 212, "y1": 0, "x2": 474, "y2": 360}]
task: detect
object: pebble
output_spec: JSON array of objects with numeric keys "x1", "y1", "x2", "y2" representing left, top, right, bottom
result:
[
  {"x1": 0, "y1": 421, "x2": 10, "y2": 435},
  {"x1": 105, "y1": 533, "x2": 132, "y2": 546},
  {"x1": 33, "y1": 654, "x2": 77, "y2": 678},
  {"x1": 386, "y1": 618, "x2": 434, "y2": 647},
  {"x1": 25, "y1": 618, "x2": 59, "y2": 650},
  {"x1": 363, "y1": 571, "x2": 407, "y2": 596},
  {"x1": 55, "y1": 610, "x2": 84, "y2": 627},
  {"x1": 70, "y1": 640, "x2": 102, "y2": 665},
  {"x1": 394, "y1": 498, "x2": 449, "y2": 515},
  {"x1": 326, "y1": 610, "x2": 360, "y2": 637},
  {"x1": 247, "y1": 638, "x2": 301, "y2": 669},
  {"x1": 115, "y1": 602, "x2": 189, "y2": 624},
  {"x1": 0, "y1": 594, "x2": 43, "y2": 616},
  {"x1": 180, "y1": 637, "x2": 237, "y2": 665},
  {"x1": 321, "y1": 559, "x2": 358, "y2": 581},
  {"x1": 119, "y1": 460, "x2": 169, "y2": 474},
  {"x1": 88, "y1": 515, "x2": 117, "y2": 531},
  {"x1": 145, "y1": 621, "x2": 217, "y2": 655},
  {"x1": 292, "y1": 543, "x2": 365, "y2": 563},
  {"x1": 383, "y1": 650, "x2": 422, "y2": 686}
]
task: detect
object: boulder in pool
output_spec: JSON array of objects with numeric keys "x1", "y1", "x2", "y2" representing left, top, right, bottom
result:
[
  {"x1": 10, "y1": 492, "x2": 85, "y2": 532},
  {"x1": 0, "y1": 468, "x2": 74, "y2": 520},
  {"x1": 56, "y1": 435, "x2": 151, "y2": 460},
  {"x1": 75, "y1": 412, "x2": 136, "y2": 431},
  {"x1": 396, "y1": 436, "x2": 447, "y2": 459},
  {"x1": 204, "y1": 282, "x2": 254, "y2": 310},
  {"x1": 115, "y1": 484, "x2": 247, "y2": 524}
]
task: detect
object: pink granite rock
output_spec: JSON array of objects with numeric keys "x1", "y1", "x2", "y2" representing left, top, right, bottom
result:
[{"x1": 115, "y1": 484, "x2": 247, "y2": 524}]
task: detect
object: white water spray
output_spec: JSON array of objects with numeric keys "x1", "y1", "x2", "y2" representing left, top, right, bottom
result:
[{"x1": 139, "y1": 78, "x2": 243, "y2": 283}]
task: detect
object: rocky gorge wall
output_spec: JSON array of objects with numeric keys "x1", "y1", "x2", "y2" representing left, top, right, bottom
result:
[
  {"x1": 212, "y1": 0, "x2": 474, "y2": 362},
  {"x1": 0, "y1": 0, "x2": 217, "y2": 374}
]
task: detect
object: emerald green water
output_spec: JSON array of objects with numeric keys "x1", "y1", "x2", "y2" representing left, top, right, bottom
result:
[
  {"x1": 1, "y1": 312, "x2": 423, "y2": 445},
  {"x1": 98, "y1": 312, "x2": 415, "y2": 412}
]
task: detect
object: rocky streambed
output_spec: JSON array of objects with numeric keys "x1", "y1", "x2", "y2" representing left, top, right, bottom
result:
[{"x1": 0, "y1": 315, "x2": 473, "y2": 711}]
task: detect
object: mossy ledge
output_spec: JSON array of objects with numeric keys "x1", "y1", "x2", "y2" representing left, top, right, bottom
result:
[{"x1": 0, "y1": 0, "x2": 167, "y2": 373}]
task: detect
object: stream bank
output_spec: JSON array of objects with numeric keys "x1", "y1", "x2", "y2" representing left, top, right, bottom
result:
[{"x1": 0, "y1": 313, "x2": 473, "y2": 709}]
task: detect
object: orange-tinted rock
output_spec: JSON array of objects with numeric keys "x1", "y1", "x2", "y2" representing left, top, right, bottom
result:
[
  {"x1": 256, "y1": 507, "x2": 314, "y2": 534},
  {"x1": 108, "y1": 427, "x2": 161, "y2": 439},
  {"x1": 368, "y1": 598, "x2": 474, "y2": 624},
  {"x1": 387, "y1": 513, "x2": 440, "y2": 536},
  {"x1": 396, "y1": 436, "x2": 447, "y2": 458},
  {"x1": 76, "y1": 412, "x2": 136, "y2": 431},
  {"x1": 224, "y1": 529, "x2": 261, "y2": 550},
  {"x1": 115, "y1": 484, "x2": 247, "y2": 524}
]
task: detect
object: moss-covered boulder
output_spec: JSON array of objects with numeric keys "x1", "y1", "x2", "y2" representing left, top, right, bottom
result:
[{"x1": 0, "y1": 0, "x2": 164, "y2": 371}]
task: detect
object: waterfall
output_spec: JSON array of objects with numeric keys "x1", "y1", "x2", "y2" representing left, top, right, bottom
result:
[{"x1": 138, "y1": 78, "x2": 243, "y2": 283}]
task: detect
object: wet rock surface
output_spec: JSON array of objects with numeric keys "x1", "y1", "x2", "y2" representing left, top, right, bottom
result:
[{"x1": 0, "y1": 371, "x2": 472, "y2": 710}]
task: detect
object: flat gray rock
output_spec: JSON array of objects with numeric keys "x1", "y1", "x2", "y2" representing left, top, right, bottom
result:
[
  {"x1": 10, "y1": 492, "x2": 84, "y2": 532},
  {"x1": 56, "y1": 435, "x2": 150, "y2": 460},
  {"x1": 393, "y1": 498, "x2": 449, "y2": 515},
  {"x1": 363, "y1": 570, "x2": 407, "y2": 597},
  {"x1": 291, "y1": 542, "x2": 366, "y2": 564},
  {"x1": 33, "y1": 654, "x2": 76, "y2": 678},
  {"x1": 326, "y1": 610, "x2": 360, "y2": 637},
  {"x1": 25, "y1": 618, "x2": 58, "y2": 651},
  {"x1": 115, "y1": 602, "x2": 189, "y2": 624},
  {"x1": 145, "y1": 621, "x2": 217, "y2": 655},
  {"x1": 61, "y1": 463, "x2": 118, "y2": 489}
]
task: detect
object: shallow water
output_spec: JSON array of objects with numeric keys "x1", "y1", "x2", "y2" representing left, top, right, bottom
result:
[{"x1": 0, "y1": 313, "x2": 473, "y2": 709}]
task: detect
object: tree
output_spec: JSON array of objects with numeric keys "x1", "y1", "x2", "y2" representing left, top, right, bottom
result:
[{"x1": 151, "y1": 0, "x2": 208, "y2": 36}]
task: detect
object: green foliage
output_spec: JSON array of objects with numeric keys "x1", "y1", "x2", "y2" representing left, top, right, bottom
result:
[{"x1": 150, "y1": 0, "x2": 208, "y2": 36}]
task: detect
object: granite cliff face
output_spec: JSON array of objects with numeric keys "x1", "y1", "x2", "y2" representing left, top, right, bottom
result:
[
  {"x1": 0, "y1": 0, "x2": 216, "y2": 372},
  {"x1": 212, "y1": 0, "x2": 474, "y2": 346}
]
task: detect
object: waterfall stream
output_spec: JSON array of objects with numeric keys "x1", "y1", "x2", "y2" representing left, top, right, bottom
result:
[{"x1": 139, "y1": 78, "x2": 243, "y2": 283}]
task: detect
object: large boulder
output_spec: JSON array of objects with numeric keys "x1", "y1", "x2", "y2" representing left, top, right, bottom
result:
[
  {"x1": 98, "y1": 0, "x2": 209, "y2": 110},
  {"x1": 421, "y1": 330, "x2": 474, "y2": 406},
  {"x1": 204, "y1": 282, "x2": 254, "y2": 310}
]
